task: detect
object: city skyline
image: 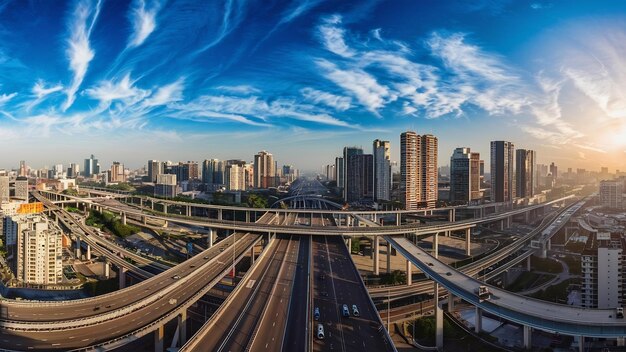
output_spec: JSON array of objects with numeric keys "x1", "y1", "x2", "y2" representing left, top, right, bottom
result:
[{"x1": 1, "y1": 1, "x2": 626, "y2": 170}]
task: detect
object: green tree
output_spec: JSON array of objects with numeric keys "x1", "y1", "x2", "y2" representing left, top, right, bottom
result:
[{"x1": 246, "y1": 194, "x2": 268, "y2": 208}]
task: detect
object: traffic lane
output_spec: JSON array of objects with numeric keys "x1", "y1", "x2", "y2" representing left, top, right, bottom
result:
[
  {"x1": 4, "y1": 234, "x2": 247, "y2": 322},
  {"x1": 281, "y1": 236, "x2": 310, "y2": 352},
  {"x1": 250, "y1": 236, "x2": 300, "y2": 352},
  {"x1": 312, "y1": 236, "x2": 345, "y2": 352},
  {"x1": 221, "y1": 237, "x2": 295, "y2": 351},
  {"x1": 327, "y1": 236, "x2": 392, "y2": 352},
  {"x1": 185, "y1": 237, "x2": 287, "y2": 350},
  {"x1": 0, "y1": 236, "x2": 259, "y2": 350}
]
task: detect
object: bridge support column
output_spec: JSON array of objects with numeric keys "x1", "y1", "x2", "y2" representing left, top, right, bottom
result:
[
  {"x1": 86, "y1": 245, "x2": 91, "y2": 261},
  {"x1": 118, "y1": 266, "x2": 127, "y2": 289},
  {"x1": 163, "y1": 204, "x2": 168, "y2": 214},
  {"x1": 218, "y1": 209, "x2": 223, "y2": 221},
  {"x1": 465, "y1": 228, "x2": 471, "y2": 256},
  {"x1": 207, "y1": 229, "x2": 214, "y2": 248},
  {"x1": 386, "y1": 241, "x2": 391, "y2": 274},
  {"x1": 245, "y1": 211, "x2": 250, "y2": 223},
  {"x1": 142, "y1": 215, "x2": 147, "y2": 225},
  {"x1": 374, "y1": 237, "x2": 380, "y2": 275},
  {"x1": 507, "y1": 216, "x2": 512, "y2": 228},
  {"x1": 185, "y1": 206, "x2": 191, "y2": 217},
  {"x1": 433, "y1": 233, "x2": 439, "y2": 259},
  {"x1": 527, "y1": 256, "x2": 531, "y2": 271},
  {"x1": 434, "y1": 282, "x2": 443, "y2": 350},
  {"x1": 76, "y1": 238, "x2": 81, "y2": 259},
  {"x1": 347, "y1": 237, "x2": 352, "y2": 253},
  {"x1": 475, "y1": 307, "x2": 482, "y2": 333},
  {"x1": 449, "y1": 208, "x2": 455, "y2": 222},
  {"x1": 121, "y1": 212, "x2": 127, "y2": 225},
  {"x1": 524, "y1": 211, "x2": 530, "y2": 223},
  {"x1": 578, "y1": 336, "x2": 584, "y2": 352},
  {"x1": 178, "y1": 310, "x2": 187, "y2": 345},
  {"x1": 396, "y1": 213, "x2": 401, "y2": 225},
  {"x1": 499, "y1": 219, "x2": 505, "y2": 231},
  {"x1": 154, "y1": 324, "x2": 164, "y2": 352},
  {"x1": 448, "y1": 292, "x2": 455, "y2": 312},
  {"x1": 406, "y1": 260, "x2": 412, "y2": 285},
  {"x1": 523, "y1": 325, "x2": 532, "y2": 350},
  {"x1": 104, "y1": 261, "x2": 110, "y2": 278}
]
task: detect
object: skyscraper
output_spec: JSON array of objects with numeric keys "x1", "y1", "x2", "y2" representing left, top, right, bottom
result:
[
  {"x1": 373, "y1": 139, "x2": 391, "y2": 202},
  {"x1": 0, "y1": 176, "x2": 9, "y2": 203},
  {"x1": 83, "y1": 154, "x2": 100, "y2": 178},
  {"x1": 335, "y1": 157, "x2": 344, "y2": 189},
  {"x1": 155, "y1": 174, "x2": 178, "y2": 198},
  {"x1": 345, "y1": 154, "x2": 374, "y2": 203},
  {"x1": 254, "y1": 151, "x2": 276, "y2": 189},
  {"x1": 515, "y1": 149, "x2": 536, "y2": 198},
  {"x1": 109, "y1": 162, "x2": 125, "y2": 183},
  {"x1": 400, "y1": 131, "x2": 438, "y2": 209},
  {"x1": 14, "y1": 177, "x2": 28, "y2": 201},
  {"x1": 550, "y1": 162, "x2": 558, "y2": 180},
  {"x1": 342, "y1": 147, "x2": 363, "y2": 201},
  {"x1": 450, "y1": 148, "x2": 480, "y2": 203},
  {"x1": 67, "y1": 163, "x2": 80, "y2": 178},
  {"x1": 148, "y1": 160, "x2": 164, "y2": 183},
  {"x1": 490, "y1": 141, "x2": 515, "y2": 202},
  {"x1": 18, "y1": 160, "x2": 27, "y2": 177}
]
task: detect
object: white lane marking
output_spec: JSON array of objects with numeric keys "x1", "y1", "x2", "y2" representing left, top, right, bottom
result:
[{"x1": 246, "y1": 279, "x2": 256, "y2": 288}]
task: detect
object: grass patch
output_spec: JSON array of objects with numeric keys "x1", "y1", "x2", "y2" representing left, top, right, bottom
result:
[
  {"x1": 87, "y1": 210, "x2": 140, "y2": 238},
  {"x1": 530, "y1": 278, "x2": 579, "y2": 303},
  {"x1": 506, "y1": 271, "x2": 555, "y2": 292},
  {"x1": 530, "y1": 256, "x2": 562, "y2": 274}
]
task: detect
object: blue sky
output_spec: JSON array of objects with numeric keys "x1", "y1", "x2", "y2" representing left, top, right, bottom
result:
[{"x1": 1, "y1": 0, "x2": 626, "y2": 173}]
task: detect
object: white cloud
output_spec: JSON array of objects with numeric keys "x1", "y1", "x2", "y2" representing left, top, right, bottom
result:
[
  {"x1": 318, "y1": 15, "x2": 355, "y2": 58},
  {"x1": 84, "y1": 73, "x2": 150, "y2": 110},
  {"x1": 143, "y1": 79, "x2": 184, "y2": 107},
  {"x1": 300, "y1": 87, "x2": 351, "y2": 111},
  {"x1": 0, "y1": 92, "x2": 16, "y2": 106},
  {"x1": 216, "y1": 85, "x2": 261, "y2": 94},
  {"x1": 63, "y1": 0, "x2": 102, "y2": 111},
  {"x1": 33, "y1": 81, "x2": 63, "y2": 98},
  {"x1": 128, "y1": 0, "x2": 161, "y2": 48}
]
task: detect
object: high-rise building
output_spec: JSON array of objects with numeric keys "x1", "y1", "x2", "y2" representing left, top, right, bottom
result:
[
  {"x1": 13, "y1": 177, "x2": 28, "y2": 201},
  {"x1": 550, "y1": 162, "x2": 558, "y2": 179},
  {"x1": 18, "y1": 160, "x2": 27, "y2": 177},
  {"x1": 581, "y1": 232, "x2": 625, "y2": 309},
  {"x1": 490, "y1": 141, "x2": 515, "y2": 202},
  {"x1": 345, "y1": 153, "x2": 374, "y2": 203},
  {"x1": 148, "y1": 160, "x2": 164, "y2": 183},
  {"x1": 342, "y1": 147, "x2": 363, "y2": 201},
  {"x1": 449, "y1": 148, "x2": 480, "y2": 203},
  {"x1": 83, "y1": 155, "x2": 100, "y2": 178},
  {"x1": 155, "y1": 174, "x2": 178, "y2": 198},
  {"x1": 335, "y1": 157, "x2": 344, "y2": 189},
  {"x1": 373, "y1": 139, "x2": 391, "y2": 202},
  {"x1": 202, "y1": 159, "x2": 219, "y2": 185},
  {"x1": 282, "y1": 165, "x2": 299, "y2": 183},
  {"x1": 166, "y1": 162, "x2": 199, "y2": 183},
  {"x1": 225, "y1": 164, "x2": 246, "y2": 191},
  {"x1": 400, "y1": 131, "x2": 438, "y2": 209},
  {"x1": 109, "y1": 162, "x2": 125, "y2": 183},
  {"x1": 0, "y1": 176, "x2": 9, "y2": 203},
  {"x1": 253, "y1": 151, "x2": 276, "y2": 189},
  {"x1": 515, "y1": 149, "x2": 536, "y2": 198},
  {"x1": 67, "y1": 163, "x2": 80, "y2": 178},
  {"x1": 7, "y1": 214, "x2": 63, "y2": 285},
  {"x1": 599, "y1": 180, "x2": 623, "y2": 209},
  {"x1": 325, "y1": 164, "x2": 336, "y2": 181}
]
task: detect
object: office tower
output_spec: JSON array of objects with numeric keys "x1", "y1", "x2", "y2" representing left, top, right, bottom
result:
[
  {"x1": 166, "y1": 162, "x2": 198, "y2": 183},
  {"x1": 18, "y1": 161, "x2": 27, "y2": 177},
  {"x1": 335, "y1": 157, "x2": 344, "y2": 189},
  {"x1": 342, "y1": 147, "x2": 363, "y2": 200},
  {"x1": 84, "y1": 154, "x2": 100, "y2": 178},
  {"x1": 148, "y1": 160, "x2": 164, "y2": 183},
  {"x1": 581, "y1": 232, "x2": 625, "y2": 309},
  {"x1": 373, "y1": 139, "x2": 391, "y2": 202},
  {"x1": 225, "y1": 164, "x2": 246, "y2": 191},
  {"x1": 7, "y1": 215, "x2": 63, "y2": 285},
  {"x1": 202, "y1": 159, "x2": 220, "y2": 185},
  {"x1": 325, "y1": 164, "x2": 336, "y2": 181},
  {"x1": 345, "y1": 154, "x2": 374, "y2": 203},
  {"x1": 14, "y1": 177, "x2": 28, "y2": 201},
  {"x1": 599, "y1": 180, "x2": 623, "y2": 209},
  {"x1": 450, "y1": 148, "x2": 480, "y2": 203},
  {"x1": 550, "y1": 162, "x2": 558, "y2": 179},
  {"x1": 282, "y1": 165, "x2": 299, "y2": 183},
  {"x1": 109, "y1": 162, "x2": 125, "y2": 183},
  {"x1": 253, "y1": 151, "x2": 276, "y2": 189},
  {"x1": 155, "y1": 174, "x2": 178, "y2": 197},
  {"x1": 515, "y1": 149, "x2": 536, "y2": 198},
  {"x1": 400, "y1": 132, "x2": 438, "y2": 209},
  {"x1": 0, "y1": 176, "x2": 9, "y2": 203},
  {"x1": 490, "y1": 141, "x2": 515, "y2": 202},
  {"x1": 67, "y1": 163, "x2": 80, "y2": 178}
]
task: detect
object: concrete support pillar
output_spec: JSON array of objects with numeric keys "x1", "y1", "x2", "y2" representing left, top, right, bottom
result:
[
  {"x1": 406, "y1": 260, "x2": 412, "y2": 286},
  {"x1": 506, "y1": 216, "x2": 512, "y2": 228},
  {"x1": 178, "y1": 310, "x2": 187, "y2": 345},
  {"x1": 396, "y1": 213, "x2": 401, "y2": 225},
  {"x1": 245, "y1": 211, "x2": 250, "y2": 223},
  {"x1": 449, "y1": 209, "x2": 455, "y2": 222},
  {"x1": 163, "y1": 204, "x2": 168, "y2": 214},
  {"x1": 433, "y1": 233, "x2": 439, "y2": 259},
  {"x1": 207, "y1": 229, "x2": 214, "y2": 248},
  {"x1": 434, "y1": 281, "x2": 443, "y2": 350},
  {"x1": 154, "y1": 324, "x2": 164, "y2": 352},
  {"x1": 524, "y1": 211, "x2": 530, "y2": 223},
  {"x1": 76, "y1": 238, "x2": 81, "y2": 259},
  {"x1": 218, "y1": 209, "x2": 223, "y2": 221},
  {"x1": 386, "y1": 241, "x2": 391, "y2": 274},
  {"x1": 250, "y1": 246, "x2": 255, "y2": 265},
  {"x1": 142, "y1": 215, "x2": 147, "y2": 225},
  {"x1": 374, "y1": 237, "x2": 380, "y2": 275},
  {"x1": 86, "y1": 245, "x2": 91, "y2": 261},
  {"x1": 523, "y1": 325, "x2": 532, "y2": 350},
  {"x1": 185, "y1": 206, "x2": 191, "y2": 217},
  {"x1": 448, "y1": 292, "x2": 455, "y2": 312},
  {"x1": 150, "y1": 201, "x2": 154, "y2": 210},
  {"x1": 465, "y1": 228, "x2": 471, "y2": 256},
  {"x1": 499, "y1": 219, "x2": 505, "y2": 231},
  {"x1": 547, "y1": 239, "x2": 552, "y2": 251},
  {"x1": 104, "y1": 261, "x2": 110, "y2": 278},
  {"x1": 118, "y1": 266, "x2": 127, "y2": 289},
  {"x1": 527, "y1": 256, "x2": 531, "y2": 271},
  {"x1": 121, "y1": 212, "x2": 127, "y2": 225},
  {"x1": 579, "y1": 336, "x2": 584, "y2": 352},
  {"x1": 475, "y1": 306, "x2": 482, "y2": 333},
  {"x1": 347, "y1": 237, "x2": 352, "y2": 253}
]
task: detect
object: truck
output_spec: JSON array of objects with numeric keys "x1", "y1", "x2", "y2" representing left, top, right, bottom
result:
[{"x1": 475, "y1": 285, "x2": 491, "y2": 302}]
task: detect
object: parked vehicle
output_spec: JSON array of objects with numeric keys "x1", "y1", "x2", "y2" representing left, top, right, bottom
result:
[
  {"x1": 617, "y1": 307, "x2": 624, "y2": 319},
  {"x1": 316, "y1": 324, "x2": 325, "y2": 339}
]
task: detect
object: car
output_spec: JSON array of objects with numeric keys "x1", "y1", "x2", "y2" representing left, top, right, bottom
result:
[
  {"x1": 352, "y1": 304, "x2": 360, "y2": 317},
  {"x1": 320, "y1": 291, "x2": 329, "y2": 297},
  {"x1": 319, "y1": 273, "x2": 326, "y2": 280},
  {"x1": 203, "y1": 256, "x2": 209, "y2": 260},
  {"x1": 427, "y1": 262, "x2": 434, "y2": 267},
  {"x1": 316, "y1": 323, "x2": 325, "y2": 339},
  {"x1": 342, "y1": 304, "x2": 350, "y2": 317},
  {"x1": 190, "y1": 265, "x2": 196, "y2": 268},
  {"x1": 314, "y1": 307, "x2": 320, "y2": 320},
  {"x1": 446, "y1": 272, "x2": 452, "y2": 276},
  {"x1": 93, "y1": 306, "x2": 100, "y2": 311},
  {"x1": 172, "y1": 275, "x2": 181, "y2": 280},
  {"x1": 475, "y1": 285, "x2": 491, "y2": 302},
  {"x1": 220, "y1": 248, "x2": 225, "y2": 252},
  {"x1": 617, "y1": 307, "x2": 624, "y2": 319}
]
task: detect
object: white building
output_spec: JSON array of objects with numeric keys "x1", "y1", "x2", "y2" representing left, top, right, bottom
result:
[
  {"x1": 581, "y1": 232, "x2": 624, "y2": 309},
  {"x1": 599, "y1": 180, "x2": 624, "y2": 209}
]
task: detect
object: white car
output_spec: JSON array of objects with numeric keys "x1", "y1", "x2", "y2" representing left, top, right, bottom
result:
[{"x1": 316, "y1": 323, "x2": 325, "y2": 339}]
